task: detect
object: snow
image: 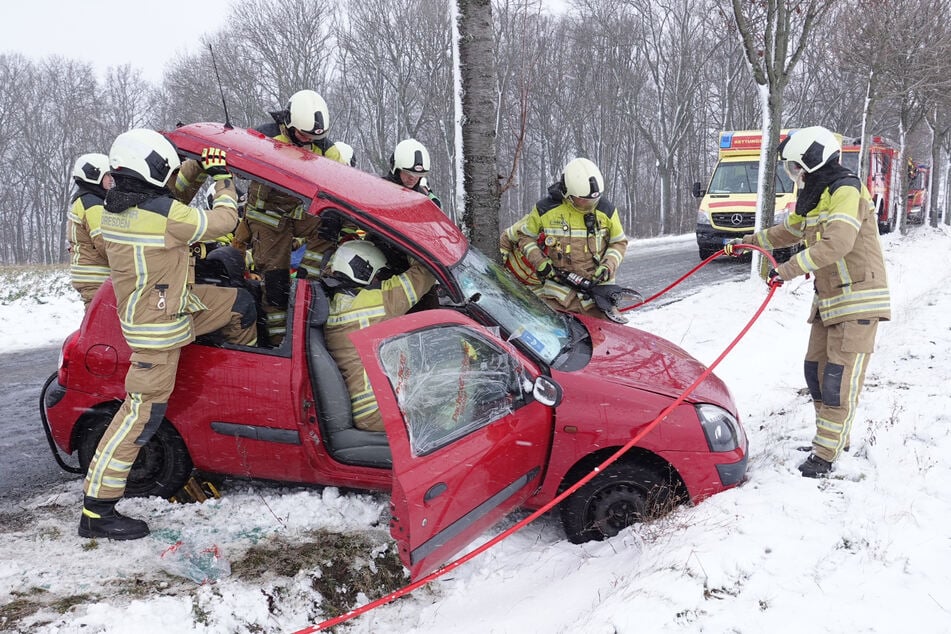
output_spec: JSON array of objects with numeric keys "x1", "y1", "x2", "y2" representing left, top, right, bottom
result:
[{"x1": 2, "y1": 227, "x2": 951, "y2": 633}]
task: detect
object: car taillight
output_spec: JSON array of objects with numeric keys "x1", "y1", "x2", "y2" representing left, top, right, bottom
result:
[{"x1": 57, "y1": 331, "x2": 79, "y2": 386}]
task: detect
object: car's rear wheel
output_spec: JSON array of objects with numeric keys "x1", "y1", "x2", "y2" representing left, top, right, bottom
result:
[
  {"x1": 77, "y1": 416, "x2": 193, "y2": 499},
  {"x1": 560, "y1": 461, "x2": 675, "y2": 544}
]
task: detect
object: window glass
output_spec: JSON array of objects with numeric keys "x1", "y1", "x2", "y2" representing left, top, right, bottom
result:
[{"x1": 379, "y1": 326, "x2": 525, "y2": 455}]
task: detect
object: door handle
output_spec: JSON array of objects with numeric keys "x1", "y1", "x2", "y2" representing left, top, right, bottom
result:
[{"x1": 424, "y1": 482, "x2": 448, "y2": 503}]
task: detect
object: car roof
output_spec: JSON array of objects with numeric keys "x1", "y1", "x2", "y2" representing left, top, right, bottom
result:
[{"x1": 164, "y1": 122, "x2": 468, "y2": 267}]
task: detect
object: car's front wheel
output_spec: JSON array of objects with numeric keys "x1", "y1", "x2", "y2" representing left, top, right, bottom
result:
[
  {"x1": 77, "y1": 415, "x2": 193, "y2": 499},
  {"x1": 560, "y1": 461, "x2": 675, "y2": 544}
]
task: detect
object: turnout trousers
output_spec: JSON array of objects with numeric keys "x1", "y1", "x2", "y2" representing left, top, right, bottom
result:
[
  {"x1": 83, "y1": 285, "x2": 256, "y2": 500},
  {"x1": 803, "y1": 316, "x2": 878, "y2": 463}
]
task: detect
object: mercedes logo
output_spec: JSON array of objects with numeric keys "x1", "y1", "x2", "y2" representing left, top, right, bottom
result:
[{"x1": 731, "y1": 213, "x2": 743, "y2": 225}]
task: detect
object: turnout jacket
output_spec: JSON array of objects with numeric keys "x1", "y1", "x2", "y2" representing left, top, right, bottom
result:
[
  {"x1": 324, "y1": 260, "x2": 436, "y2": 429},
  {"x1": 67, "y1": 186, "x2": 109, "y2": 290},
  {"x1": 100, "y1": 178, "x2": 239, "y2": 351},
  {"x1": 742, "y1": 176, "x2": 890, "y2": 325},
  {"x1": 246, "y1": 122, "x2": 347, "y2": 223},
  {"x1": 518, "y1": 184, "x2": 628, "y2": 309}
]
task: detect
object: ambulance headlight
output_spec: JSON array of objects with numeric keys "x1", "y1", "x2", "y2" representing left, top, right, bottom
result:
[
  {"x1": 697, "y1": 404, "x2": 745, "y2": 452},
  {"x1": 697, "y1": 210, "x2": 711, "y2": 226}
]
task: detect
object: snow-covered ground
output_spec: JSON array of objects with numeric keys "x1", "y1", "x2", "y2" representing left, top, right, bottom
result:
[{"x1": 2, "y1": 227, "x2": 950, "y2": 633}]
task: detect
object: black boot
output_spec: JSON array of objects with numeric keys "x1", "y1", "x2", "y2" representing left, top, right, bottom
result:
[
  {"x1": 798, "y1": 454, "x2": 833, "y2": 478},
  {"x1": 78, "y1": 496, "x2": 150, "y2": 540}
]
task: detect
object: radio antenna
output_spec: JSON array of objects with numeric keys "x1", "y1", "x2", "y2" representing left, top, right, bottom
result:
[{"x1": 208, "y1": 44, "x2": 233, "y2": 129}]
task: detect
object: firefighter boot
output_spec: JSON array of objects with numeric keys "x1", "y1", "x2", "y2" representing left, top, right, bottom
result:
[
  {"x1": 797, "y1": 454, "x2": 833, "y2": 479},
  {"x1": 78, "y1": 496, "x2": 150, "y2": 540}
]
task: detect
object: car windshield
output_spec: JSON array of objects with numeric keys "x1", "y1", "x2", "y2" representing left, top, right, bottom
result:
[
  {"x1": 709, "y1": 160, "x2": 795, "y2": 194},
  {"x1": 451, "y1": 248, "x2": 572, "y2": 365}
]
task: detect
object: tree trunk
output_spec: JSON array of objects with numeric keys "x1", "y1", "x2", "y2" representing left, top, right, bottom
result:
[{"x1": 457, "y1": 0, "x2": 501, "y2": 260}]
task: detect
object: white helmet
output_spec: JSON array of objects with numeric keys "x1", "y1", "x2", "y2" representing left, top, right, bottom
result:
[
  {"x1": 327, "y1": 241, "x2": 386, "y2": 285},
  {"x1": 334, "y1": 141, "x2": 355, "y2": 167},
  {"x1": 287, "y1": 89, "x2": 330, "y2": 139},
  {"x1": 562, "y1": 157, "x2": 604, "y2": 199},
  {"x1": 72, "y1": 153, "x2": 110, "y2": 186},
  {"x1": 779, "y1": 126, "x2": 841, "y2": 173},
  {"x1": 391, "y1": 138, "x2": 430, "y2": 175},
  {"x1": 109, "y1": 129, "x2": 181, "y2": 187}
]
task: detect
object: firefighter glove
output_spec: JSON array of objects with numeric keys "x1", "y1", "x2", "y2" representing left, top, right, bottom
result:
[
  {"x1": 723, "y1": 239, "x2": 744, "y2": 257},
  {"x1": 593, "y1": 265, "x2": 610, "y2": 283},
  {"x1": 537, "y1": 258, "x2": 554, "y2": 280},
  {"x1": 200, "y1": 147, "x2": 231, "y2": 180},
  {"x1": 767, "y1": 268, "x2": 784, "y2": 288}
]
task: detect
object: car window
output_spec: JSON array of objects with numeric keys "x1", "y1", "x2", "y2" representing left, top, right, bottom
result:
[
  {"x1": 709, "y1": 160, "x2": 794, "y2": 194},
  {"x1": 378, "y1": 325, "x2": 526, "y2": 455}
]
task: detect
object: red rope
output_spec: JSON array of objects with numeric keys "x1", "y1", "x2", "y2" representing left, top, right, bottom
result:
[{"x1": 293, "y1": 245, "x2": 778, "y2": 633}]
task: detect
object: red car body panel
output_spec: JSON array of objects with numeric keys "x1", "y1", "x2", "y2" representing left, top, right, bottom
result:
[{"x1": 42, "y1": 123, "x2": 748, "y2": 579}]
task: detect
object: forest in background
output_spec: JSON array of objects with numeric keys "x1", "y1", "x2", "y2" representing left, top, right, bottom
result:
[{"x1": 2, "y1": 0, "x2": 950, "y2": 265}]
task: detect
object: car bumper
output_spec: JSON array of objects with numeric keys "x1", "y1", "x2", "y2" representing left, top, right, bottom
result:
[{"x1": 696, "y1": 225, "x2": 752, "y2": 249}]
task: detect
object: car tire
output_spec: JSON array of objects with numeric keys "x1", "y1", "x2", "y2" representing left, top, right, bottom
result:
[
  {"x1": 560, "y1": 460, "x2": 674, "y2": 544},
  {"x1": 77, "y1": 416, "x2": 193, "y2": 499}
]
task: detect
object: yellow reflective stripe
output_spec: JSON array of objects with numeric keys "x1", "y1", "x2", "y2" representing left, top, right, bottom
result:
[
  {"x1": 67, "y1": 210, "x2": 82, "y2": 223},
  {"x1": 326, "y1": 305, "x2": 387, "y2": 327},
  {"x1": 394, "y1": 272, "x2": 420, "y2": 305},
  {"x1": 793, "y1": 248, "x2": 820, "y2": 273},
  {"x1": 85, "y1": 395, "x2": 143, "y2": 497},
  {"x1": 246, "y1": 209, "x2": 282, "y2": 228},
  {"x1": 70, "y1": 266, "x2": 110, "y2": 283},
  {"x1": 100, "y1": 229, "x2": 166, "y2": 247},
  {"x1": 265, "y1": 311, "x2": 287, "y2": 325},
  {"x1": 827, "y1": 212, "x2": 862, "y2": 231}
]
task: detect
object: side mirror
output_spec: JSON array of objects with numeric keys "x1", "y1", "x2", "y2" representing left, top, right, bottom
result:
[
  {"x1": 692, "y1": 182, "x2": 704, "y2": 198},
  {"x1": 532, "y1": 375, "x2": 563, "y2": 407}
]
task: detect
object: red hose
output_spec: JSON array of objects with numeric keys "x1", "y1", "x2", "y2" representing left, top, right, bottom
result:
[{"x1": 293, "y1": 245, "x2": 778, "y2": 633}]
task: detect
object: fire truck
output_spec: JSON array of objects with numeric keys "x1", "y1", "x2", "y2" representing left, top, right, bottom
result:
[
  {"x1": 907, "y1": 162, "x2": 930, "y2": 225},
  {"x1": 693, "y1": 129, "x2": 797, "y2": 261},
  {"x1": 840, "y1": 136, "x2": 902, "y2": 234}
]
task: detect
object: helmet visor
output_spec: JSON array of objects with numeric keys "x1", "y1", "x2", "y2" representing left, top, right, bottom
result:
[
  {"x1": 784, "y1": 160, "x2": 804, "y2": 182},
  {"x1": 568, "y1": 195, "x2": 598, "y2": 211}
]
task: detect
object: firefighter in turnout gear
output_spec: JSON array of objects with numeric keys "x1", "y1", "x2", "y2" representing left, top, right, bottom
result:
[
  {"x1": 383, "y1": 138, "x2": 441, "y2": 208},
  {"x1": 80, "y1": 130, "x2": 257, "y2": 540},
  {"x1": 517, "y1": 158, "x2": 628, "y2": 319},
  {"x1": 323, "y1": 241, "x2": 436, "y2": 432},
  {"x1": 726, "y1": 125, "x2": 891, "y2": 478},
  {"x1": 242, "y1": 89, "x2": 351, "y2": 345},
  {"x1": 67, "y1": 153, "x2": 114, "y2": 308}
]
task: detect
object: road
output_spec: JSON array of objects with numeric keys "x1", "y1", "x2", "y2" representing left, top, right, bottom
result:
[{"x1": 0, "y1": 236, "x2": 749, "y2": 503}]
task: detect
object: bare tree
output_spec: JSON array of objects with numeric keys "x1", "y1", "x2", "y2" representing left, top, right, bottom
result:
[{"x1": 729, "y1": 0, "x2": 830, "y2": 234}]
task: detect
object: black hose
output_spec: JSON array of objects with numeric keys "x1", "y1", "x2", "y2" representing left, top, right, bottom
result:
[{"x1": 38, "y1": 372, "x2": 83, "y2": 475}]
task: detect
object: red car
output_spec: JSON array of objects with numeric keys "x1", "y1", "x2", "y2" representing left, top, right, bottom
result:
[{"x1": 41, "y1": 123, "x2": 747, "y2": 579}]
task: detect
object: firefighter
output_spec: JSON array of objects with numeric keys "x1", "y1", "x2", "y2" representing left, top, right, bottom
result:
[
  {"x1": 80, "y1": 130, "x2": 257, "y2": 540},
  {"x1": 517, "y1": 157, "x2": 629, "y2": 319},
  {"x1": 383, "y1": 138, "x2": 441, "y2": 208},
  {"x1": 243, "y1": 89, "x2": 351, "y2": 345},
  {"x1": 725, "y1": 125, "x2": 891, "y2": 478},
  {"x1": 323, "y1": 241, "x2": 436, "y2": 432},
  {"x1": 67, "y1": 153, "x2": 114, "y2": 308}
]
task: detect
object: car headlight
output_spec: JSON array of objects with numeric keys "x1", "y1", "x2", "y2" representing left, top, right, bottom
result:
[
  {"x1": 696, "y1": 404, "x2": 745, "y2": 452},
  {"x1": 696, "y1": 210, "x2": 711, "y2": 226}
]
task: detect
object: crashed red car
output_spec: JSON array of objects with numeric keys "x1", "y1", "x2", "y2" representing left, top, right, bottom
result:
[{"x1": 41, "y1": 123, "x2": 747, "y2": 579}]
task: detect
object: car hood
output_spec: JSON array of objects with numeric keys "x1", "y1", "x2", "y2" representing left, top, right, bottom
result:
[{"x1": 574, "y1": 317, "x2": 734, "y2": 409}]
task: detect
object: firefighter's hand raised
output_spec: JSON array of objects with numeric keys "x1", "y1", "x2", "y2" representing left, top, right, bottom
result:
[
  {"x1": 723, "y1": 239, "x2": 745, "y2": 257},
  {"x1": 200, "y1": 147, "x2": 231, "y2": 180}
]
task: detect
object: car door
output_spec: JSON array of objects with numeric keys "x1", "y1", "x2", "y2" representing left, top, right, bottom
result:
[{"x1": 352, "y1": 309, "x2": 554, "y2": 579}]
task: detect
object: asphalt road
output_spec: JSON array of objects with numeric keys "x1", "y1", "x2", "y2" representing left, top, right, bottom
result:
[{"x1": 0, "y1": 236, "x2": 749, "y2": 504}]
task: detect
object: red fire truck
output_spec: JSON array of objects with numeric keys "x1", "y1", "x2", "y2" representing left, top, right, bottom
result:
[
  {"x1": 840, "y1": 136, "x2": 902, "y2": 234},
  {"x1": 907, "y1": 162, "x2": 930, "y2": 225}
]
